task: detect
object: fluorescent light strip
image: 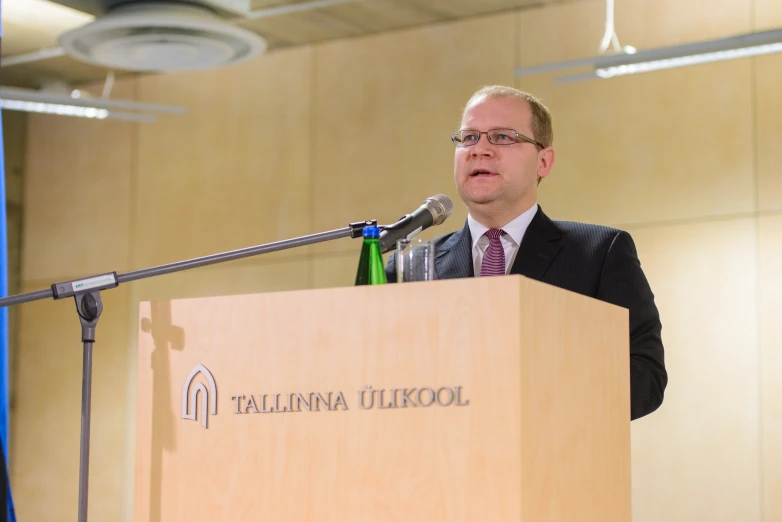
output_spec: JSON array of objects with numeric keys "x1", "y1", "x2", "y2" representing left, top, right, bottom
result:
[
  {"x1": 596, "y1": 42, "x2": 782, "y2": 78},
  {"x1": 0, "y1": 99, "x2": 109, "y2": 119},
  {"x1": 0, "y1": 87, "x2": 187, "y2": 115}
]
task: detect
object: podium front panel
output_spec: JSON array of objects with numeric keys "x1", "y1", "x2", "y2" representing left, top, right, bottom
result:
[{"x1": 134, "y1": 276, "x2": 630, "y2": 522}]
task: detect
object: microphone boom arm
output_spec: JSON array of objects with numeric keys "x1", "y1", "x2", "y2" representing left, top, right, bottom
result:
[{"x1": 0, "y1": 217, "x2": 378, "y2": 522}]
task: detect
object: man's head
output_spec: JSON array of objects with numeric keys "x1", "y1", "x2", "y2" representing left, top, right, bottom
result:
[{"x1": 452, "y1": 85, "x2": 555, "y2": 228}]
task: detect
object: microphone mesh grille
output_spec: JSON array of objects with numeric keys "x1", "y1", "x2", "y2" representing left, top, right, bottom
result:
[{"x1": 429, "y1": 194, "x2": 454, "y2": 225}]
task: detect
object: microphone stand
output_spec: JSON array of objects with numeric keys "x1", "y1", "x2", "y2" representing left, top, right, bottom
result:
[{"x1": 0, "y1": 219, "x2": 377, "y2": 522}]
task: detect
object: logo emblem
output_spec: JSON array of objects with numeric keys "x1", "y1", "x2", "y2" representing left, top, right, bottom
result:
[{"x1": 181, "y1": 364, "x2": 217, "y2": 429}]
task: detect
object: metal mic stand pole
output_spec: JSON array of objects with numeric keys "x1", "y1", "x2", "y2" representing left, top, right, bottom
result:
[{"x1": 0, "y1": 220, "x2": 377, "y2": 522}]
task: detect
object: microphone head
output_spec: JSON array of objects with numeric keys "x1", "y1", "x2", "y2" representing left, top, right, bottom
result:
[{"x1": 425, "y1": 194, "x2": 454, "y2": 226}]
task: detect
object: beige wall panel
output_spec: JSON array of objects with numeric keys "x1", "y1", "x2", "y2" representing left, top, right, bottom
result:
[
  {"x1": 526, "y1": 61, "x2": 754, "y2": 226},
  {"x1": 134, "y1": 46, "x2": 313, "y2": 270},
  {"x1": 755, "y1": 0, "x2": 782, "y2": 30},
  {"x1": 10, "y1": 286, "x2": 131, "y2": 522},
  {"x1": 22, "y1": 80, "x2": 135, "y2": 283},
  {"x1": 756, "y1": 54, "x2": 782, "y2": 212},
  {"x1": 759, "y1": 214, "x2": 782, "y2": 522},
  {"x1": 312, "y1": 13, "x2": 516, "y2": 254},
  {"x1": 128, "y1": 256, "x2": 312, "y2": 303},
  {"x1": 612, "y1": 0, "x2": 752, "y2": 49},
  {"x1": 311, "y1": 252, "x2": 361, "y2": 289},
  {"x1": 516, "y1": 1, "x2": 755, "y2": 226},
  {"x1": 624, "y1": 218, "x2": 760, "y2": 522}
]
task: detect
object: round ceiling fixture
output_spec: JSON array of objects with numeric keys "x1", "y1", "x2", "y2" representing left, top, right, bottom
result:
[{"x1": 58, "y1": 2, "x2": 267, "y2": 72}]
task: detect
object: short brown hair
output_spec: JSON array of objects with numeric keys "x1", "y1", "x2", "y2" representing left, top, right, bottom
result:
[{"x1": 463, "y1": 85, "x2": 553, "y2": 148}]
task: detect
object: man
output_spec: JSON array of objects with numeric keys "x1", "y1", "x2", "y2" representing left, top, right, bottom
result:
[{"x1": 385, "y1": 85, "x2": 666, "y2": 421}]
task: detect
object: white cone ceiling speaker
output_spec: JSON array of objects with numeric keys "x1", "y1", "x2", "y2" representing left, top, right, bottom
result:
[{"x1": 59, "y1": 2, "x2": 267, "y2": 72}]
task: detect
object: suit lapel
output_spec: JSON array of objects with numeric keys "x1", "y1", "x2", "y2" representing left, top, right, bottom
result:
[
  {"x1": 510, "y1": 206, "x2": 563, "y2": 281},
  {"x1": 435, "y1": 221, "x2": 473, "y2": 279}
]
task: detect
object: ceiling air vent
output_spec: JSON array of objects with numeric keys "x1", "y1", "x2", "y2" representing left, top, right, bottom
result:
[{"x1": 58, "y1": 2, "x2": 267, "y2": 72}]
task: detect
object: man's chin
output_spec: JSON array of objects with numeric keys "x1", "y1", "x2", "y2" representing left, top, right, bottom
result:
[
  {"x1": 457, "y1": 185, "x2": 502, "y2": 207},
  {"x1": 463, "y1": 193, "x2": 499, "y2": 206}
]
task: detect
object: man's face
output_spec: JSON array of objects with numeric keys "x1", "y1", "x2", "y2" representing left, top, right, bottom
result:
[{"x1": 453, "y1": 96, "x2": 546, "y2": 215}]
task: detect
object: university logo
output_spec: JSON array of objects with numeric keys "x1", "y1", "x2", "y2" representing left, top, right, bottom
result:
[{"x1": 181, "y1": 364, "x2": 217, "y2": 429}]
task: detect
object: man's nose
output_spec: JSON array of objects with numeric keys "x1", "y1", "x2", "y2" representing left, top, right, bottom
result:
[{"x1": 471, "y1": 137, "x2": 495, "y2": 158}]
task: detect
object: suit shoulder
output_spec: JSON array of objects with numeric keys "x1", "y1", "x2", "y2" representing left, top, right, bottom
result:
[
  {"x1": 553, "y1": 219, "x2": 625, "y2": 241},
  {"x1": 554, "y1": 221, "x2": 635, "y2": 257}
]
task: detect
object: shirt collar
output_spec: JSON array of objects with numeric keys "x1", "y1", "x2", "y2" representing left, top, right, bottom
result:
[{"x1": 468, "y1": 203, "x2": 539, "y2": 251}]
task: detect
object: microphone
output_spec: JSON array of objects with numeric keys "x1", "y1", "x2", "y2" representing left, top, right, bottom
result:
[{"x1": 379, "y1": 194, "x2": 454, "y2": 253}]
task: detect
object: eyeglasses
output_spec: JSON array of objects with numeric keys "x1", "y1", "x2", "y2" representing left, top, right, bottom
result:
[{"x1": 451, "y1": 128, "x2": 544, "y2": 149}]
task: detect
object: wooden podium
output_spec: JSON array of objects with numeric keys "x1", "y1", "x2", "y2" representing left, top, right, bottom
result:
[{"x1": 133, "y1": 275, "x2": 631, "y2": 522}]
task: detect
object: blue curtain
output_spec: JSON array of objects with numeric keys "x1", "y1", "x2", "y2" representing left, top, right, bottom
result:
[
  {"x1": 0, "y1": 107, "x2": 15, "y2": 522},
  {"x1": 0, "y1": 13, "x2": 17, "y2": 518}
]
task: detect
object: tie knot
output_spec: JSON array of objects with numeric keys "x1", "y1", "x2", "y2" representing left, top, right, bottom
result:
[{"x1": 485, "y1": 229, "x2": 505, "y2": 241}]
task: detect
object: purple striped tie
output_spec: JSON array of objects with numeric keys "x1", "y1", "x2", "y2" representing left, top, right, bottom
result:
[{"x1": 480, "y1": 229, "x2": 506, "y2": 276}]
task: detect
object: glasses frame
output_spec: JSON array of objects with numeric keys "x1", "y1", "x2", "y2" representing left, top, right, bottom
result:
[{"x1": 451, "y1": 128, "x2": 545, "y2": 149}]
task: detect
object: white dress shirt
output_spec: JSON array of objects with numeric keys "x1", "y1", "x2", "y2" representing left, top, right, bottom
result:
[{"x1": 468, "y1": 203, "x2": 538, "y2": 276}]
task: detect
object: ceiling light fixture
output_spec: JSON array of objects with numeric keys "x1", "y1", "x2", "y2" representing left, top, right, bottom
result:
[
  {"x1": 0, "y1": 99, "x2": 109, "y2": 120},
  {"x1": 0, "y1": 87, "x2": 185, "y2": 123},
  {"x1": 514, "y1": 0, "x2": 782, "y2": 83},
  {"x1": 593, "y1": 39, "x2": 782, "y2": 79}
]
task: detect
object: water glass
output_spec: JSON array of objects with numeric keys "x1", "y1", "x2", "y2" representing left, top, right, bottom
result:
[{"x1": 396, "y1": 238, "x2": 434, "y2": 282}]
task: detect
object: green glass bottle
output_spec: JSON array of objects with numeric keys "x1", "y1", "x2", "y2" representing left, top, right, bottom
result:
[{"x1": 355, "y1": 225, "x2": 387, "y2": 285}]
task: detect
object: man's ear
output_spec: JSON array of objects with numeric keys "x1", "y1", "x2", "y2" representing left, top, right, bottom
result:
[{"x1": 537, "y1": 147, "x2": 555, "y2": 182}]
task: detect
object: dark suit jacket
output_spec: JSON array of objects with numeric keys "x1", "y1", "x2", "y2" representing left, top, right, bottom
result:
[{"x1": 385, "y1": 206, "x2": 667, "y2": 421}]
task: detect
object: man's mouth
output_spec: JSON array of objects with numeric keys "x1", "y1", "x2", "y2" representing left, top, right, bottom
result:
[{"x1": 470, "y1": 169, "x2": 498, "y2": 177}]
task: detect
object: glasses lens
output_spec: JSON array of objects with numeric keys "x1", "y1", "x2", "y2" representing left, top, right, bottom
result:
[
  {"x1": 453, "y1": 131, "x2": 479, "y2": 146},
  {"x1": 488, "y1": 129, "x2": 517, "y2": 145}
]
